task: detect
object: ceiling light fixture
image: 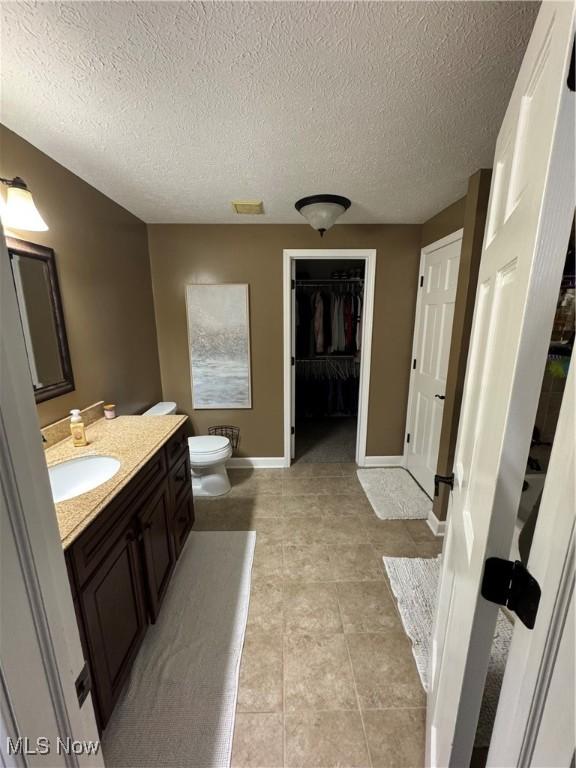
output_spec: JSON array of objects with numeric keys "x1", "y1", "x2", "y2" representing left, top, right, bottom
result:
[
  {"x1": 295, "y1": 194, "x2": 351, "y2": 237},
  {"x1": 0, "y1": 176, "x2": 49, "y2": 231}
]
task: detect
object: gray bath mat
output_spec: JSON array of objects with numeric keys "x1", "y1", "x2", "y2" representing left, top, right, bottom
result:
[
  {"x1": 103, "y1": 531, "x2": 256, "y2": 767},
  {"x1": 383, "y1": 555, "x2": 513, "y2": 747},
  {"x1": 357, "y1": 467, "x2": 431, "y2": 519}
]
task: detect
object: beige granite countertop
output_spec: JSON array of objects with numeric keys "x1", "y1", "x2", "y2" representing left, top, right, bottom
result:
[{"x1": 45, "y1": 415, "x2": 188, "y2": 549}]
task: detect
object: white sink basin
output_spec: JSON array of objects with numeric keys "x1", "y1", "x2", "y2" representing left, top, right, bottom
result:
[{"x1": 49, "y1": 455, "x2": 121, "y2": 503}]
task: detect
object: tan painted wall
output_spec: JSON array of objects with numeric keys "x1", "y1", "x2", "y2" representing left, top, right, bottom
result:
[
  {"x1": 421, "y1": 196, "x2": 466, "y2": 247},
  {"x1": 148, "y1": 224, "x2": 422, "y2": 458},
  {"x1": 1, "y1": 126, "x2": 162, "y2": 427},
  {"x1": 432, "y1": 170, "x2": 492, "y2": 521}
]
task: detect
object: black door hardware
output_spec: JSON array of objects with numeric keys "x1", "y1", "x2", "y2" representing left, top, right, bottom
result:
[
  {"x1": 435, "y1": 394, "x2": 446, "y2": 400},
  {"x1": 481, "y1": 557, "x2": 541, "y2": 629},
  {"x1": 434, "y1": 472, "x2": 454, "y2": 497},
  {"x1": 75, "y1": 661, "x2": 91, "y2": 707}
]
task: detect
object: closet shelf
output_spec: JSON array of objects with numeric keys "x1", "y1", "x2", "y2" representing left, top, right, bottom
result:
[{"x1": 297, "y1": 355, "x2": 357, "y2": 361}]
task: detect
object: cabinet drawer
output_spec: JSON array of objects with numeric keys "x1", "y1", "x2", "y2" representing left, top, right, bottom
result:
[
  {"x1": 70, "y1": 450, "x2": 166, "y2": 586},
  {"x1": 165, "y1": 425, "x2": 188, "y2": 467},
  {"x1": 169, "y1": 451, "x2": 191, "y2": 508}
]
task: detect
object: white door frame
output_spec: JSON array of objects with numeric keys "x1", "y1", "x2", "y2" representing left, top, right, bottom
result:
[
  {"x1": 405, "y1": 228, "x2": 464, "y2": 487},
  {"x1": 0, "y1": 229, "x2": 102, "y2": 765},
  {"x1": 282, "y1": 249, "x2": 376, "y2": 466}
]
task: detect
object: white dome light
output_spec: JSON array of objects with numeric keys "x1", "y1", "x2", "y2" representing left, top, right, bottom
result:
[{"x1": 295, "y1": 194, "x2": 351, "y2": 236}]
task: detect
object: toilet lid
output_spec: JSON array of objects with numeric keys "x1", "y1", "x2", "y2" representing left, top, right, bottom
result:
[{"x1": 188, "y1": 435, "x2": 230, "y2": 454}]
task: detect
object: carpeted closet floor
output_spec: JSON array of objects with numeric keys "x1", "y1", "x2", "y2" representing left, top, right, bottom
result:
[
  {"x1": 193, "y1": 465, "x2": 443, "y2": 768},
  {"x1": 294, "y1": 418, "x2": 358, "y2": 463}
]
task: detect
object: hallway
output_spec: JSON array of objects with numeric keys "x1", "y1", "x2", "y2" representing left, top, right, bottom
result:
[{"x1": 193, "y1": 465, "x2": 442, "y2": 767}]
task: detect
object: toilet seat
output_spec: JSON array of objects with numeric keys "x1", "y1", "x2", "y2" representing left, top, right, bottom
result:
[{"x1": 188, "y1": 435, "x2": 232, "y2": 466}]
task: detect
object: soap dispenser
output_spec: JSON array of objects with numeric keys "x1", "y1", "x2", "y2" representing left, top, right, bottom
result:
[{"x1": 70, "y1": 409, "x2": 88, "y2": 447}]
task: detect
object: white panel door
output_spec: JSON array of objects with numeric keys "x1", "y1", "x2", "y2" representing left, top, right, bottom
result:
[
  {"x1": 406, "y1": 231, "x2": 462, "y2": 497},
  {"x1": 426, "y1": 3, "x2": 575, "y2": 766}
]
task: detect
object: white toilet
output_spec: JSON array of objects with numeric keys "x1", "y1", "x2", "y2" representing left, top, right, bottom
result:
[
  {"x1": 187, "y1": 435, "x2": 233, "y2": 497},
  {"x1": 142, "y1": 401, "x2": 233, "y2": 497}
]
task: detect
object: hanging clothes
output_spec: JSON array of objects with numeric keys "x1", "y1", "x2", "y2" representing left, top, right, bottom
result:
[{"x1": 313, "y1": 291, "x2": 324, "y2": 353}]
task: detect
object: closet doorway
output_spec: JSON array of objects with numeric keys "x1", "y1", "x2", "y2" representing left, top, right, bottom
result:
[{"x1": 283, "y1": 249, "x2": 376, "y2": 466}]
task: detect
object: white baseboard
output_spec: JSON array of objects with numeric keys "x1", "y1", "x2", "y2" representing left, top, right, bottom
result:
[
  {"x1": 427, "y1": 510, "x2": 446, "y2": 537},
  {"x1": 361, "y1": 455, "x2": 405, "y2": 468},
  {"x1": 227, "y1": 457, "x2": 290, "y2": 469}
]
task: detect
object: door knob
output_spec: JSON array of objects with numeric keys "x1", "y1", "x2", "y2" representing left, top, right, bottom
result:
[{"x1": 435, "y1": 394, "x2": 446, "y2": 400}]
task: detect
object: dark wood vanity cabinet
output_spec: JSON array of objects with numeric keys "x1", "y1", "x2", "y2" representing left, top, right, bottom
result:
[{"x1": 65, "y1": 423, "x2": 193, "y2": 731}]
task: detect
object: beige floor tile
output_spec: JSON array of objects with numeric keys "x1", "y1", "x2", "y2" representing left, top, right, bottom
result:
[
  {"x1": 286, "y1": 462, "x2": 346, "y2": 477},
  {"x1": 319, "y1": 494, "x2": 373, "y2": 517},
  {"x1": 252, "y1": 544, "x2": 284, "y2": 583},
  {"x1": 414, "y1": 540, "x2": 444, "y2": 557},
  {"x1": 360, "y1": 518, "x2": 414, "y2": 544},
  {"x1": 282, "y1": 496, "x2": 331, "y2": 517},
  {"x1": 229, "y1": 468, "x2": 285, "y2": 482},
  {"x1": 282, "y1": 516, "x2": 326, "y2": 547},
  {"x1": 370, "y1": 539, "x2": 420, "y2": 558},
  {"x1": 285, "y1": 711, "x2": 370, "y2": 768},
  {"x1": 363, "y1": 708, "x2": 425, "y2": 768},
  {"x1": 252, "y1": 519, "x2": 285, "y2": 547},
  {"x1": 237, "y1": 633, "x2": 283, "y2": 713},
  {"x1": 346, "y1": 632, "x2": 425, "y2": 709},
  {"x1": 284, "y1": 634, "x2": 357, "y2": 712},
  {"x1": 321, "y1": 517, "x2": 368, "y2": 546},
  {"x1": 283, "y1": 545, "x2": 335, "y2": 582},
  {"x1": 196, "y1": 496, "x2": 283, "y2": 520},
  {"x1": 230, "y1": 477, "x2": 284, "y2": 497},
  {"x1": 328, "y1": 544, "x2": 386, "y2": 581},
  {"x1": 283, "y1": 477, "x2": 363, "y2": 496},
  {"x1": 231, "y1": 713, "x2": 283, "y2": 768},
  {"x1": 403, "y1": 519, "x2": 438, "y2": 543},
  {"x1": 339, "y1": 462, "x2": 359, "y2": 476},
  {"x1": 336, "y1": 581, "x2": 402, "y2": 633},
  {"x1": 247, "y1": 581, "x2": 284, "y2": 634},
  {"x1": 283, "y1": 583, "x2": 342, "y2": 634}
]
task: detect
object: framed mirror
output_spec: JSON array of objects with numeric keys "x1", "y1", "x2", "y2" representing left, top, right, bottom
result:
[{"x1": 7, "y1": 237, "x2": 74, "y2": 402}]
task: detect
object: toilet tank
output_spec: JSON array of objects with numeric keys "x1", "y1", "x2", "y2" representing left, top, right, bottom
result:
[{"x1": 143, "y1": 401, "x2": 177, "y2": 416}]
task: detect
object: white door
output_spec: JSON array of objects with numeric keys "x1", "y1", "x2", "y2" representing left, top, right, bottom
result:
[
  {"x1": 427, "y1": 3, "x2": 575, "y2": 766},
  {"x1": 488, "y1": 362, "x2": 575, "y2": 767},
  {"x1": 290, "y1": 259, "x2": 296, "y2": 459},
  {"x1": 1, "y1": 229, "x2": 102, "y2": 765},
  {"x1": 406, "y1": 231, "x2": 462, "y2": 497}
]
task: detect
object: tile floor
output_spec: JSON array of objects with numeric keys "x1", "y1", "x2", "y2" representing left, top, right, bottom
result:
[{"x1": 193, "y1": 465, "x2": 443, "y2": 768}]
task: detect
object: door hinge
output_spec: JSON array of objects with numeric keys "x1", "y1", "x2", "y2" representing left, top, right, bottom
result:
[
  {"x1": 291, "y1": 356, "x2": 295, "y2": 366},
  {"x1": 412, "y1": 359, "x2": 416, "y2": 370},
  {"x1": 420, "y1": 275, "x2": 424, "y2": 287},
  {"x1": 75, "y1": 661, "x2": 91, "y2": 707},
  {"x1": 291, "y1": 279, "x2": 295, "y2": 290},
  {"x1": 291, "y1": 426, "x2": 295, "y2": 435},
  {"x1": 406, "y1": 433, "x2": 410, "y2": 444},
  {"x1": 481, "y1": 557, "x2": 541, "y2": 629},
  {"x1": 434, "y1": 472, "x2": 454, "y2": 497}
]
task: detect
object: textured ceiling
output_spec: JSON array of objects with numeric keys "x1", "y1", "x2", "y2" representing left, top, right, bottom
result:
[{"x1": 1, "y1": 1, "x2": 539, "y2": 224}]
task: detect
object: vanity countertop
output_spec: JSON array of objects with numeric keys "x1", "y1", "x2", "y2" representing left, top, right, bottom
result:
[{"x1": 45, "y1": 415, "x2": 188, "y2": 549}]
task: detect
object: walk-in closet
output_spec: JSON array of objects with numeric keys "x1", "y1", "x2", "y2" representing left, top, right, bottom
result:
[{"x1": 294, "y1": 259, "x2": 365, "y2": 462}]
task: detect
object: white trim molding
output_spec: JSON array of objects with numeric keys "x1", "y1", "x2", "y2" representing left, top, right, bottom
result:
[
  {"x1": 282, "y1": 248, "x2": 377, "y2": 467},
  {"x1": 227, "y1": 457, "x2": 290, "y2": 469},
  {"x1": 427, "y1": 509, "x2": 446, "y2": 537},
  {"x1": 361, "y1": 455, "x2": 405, "y2": 468}
]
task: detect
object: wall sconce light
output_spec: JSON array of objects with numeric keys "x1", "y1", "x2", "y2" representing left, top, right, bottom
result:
[
  {"x1": 0, "y1": 176, "x2": 48, "y2": 231},
  {"x1": 295, "y1": 194, "x2": 351, "y2": 237}
]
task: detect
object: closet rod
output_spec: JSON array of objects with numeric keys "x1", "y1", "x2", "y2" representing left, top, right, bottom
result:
[{"x1": 295, "y1": 278, "x2": 364, "y2": 285}]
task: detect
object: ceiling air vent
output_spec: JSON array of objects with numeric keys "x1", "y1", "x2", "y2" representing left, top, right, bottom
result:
[{"x1": 232, "y1": 200, "x2": 264, "y2": 215}]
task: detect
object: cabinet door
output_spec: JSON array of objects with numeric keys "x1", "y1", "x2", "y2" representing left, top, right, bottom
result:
[
  {"x1": 80, "y1": 525, "x2": 147, "y2": 727},
  {"x1": 173, "y1": 491, "x2": 194, "y2": 559},
  {"x1": 138, "y1": 483, "x2": 175, "y2": 623}
]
